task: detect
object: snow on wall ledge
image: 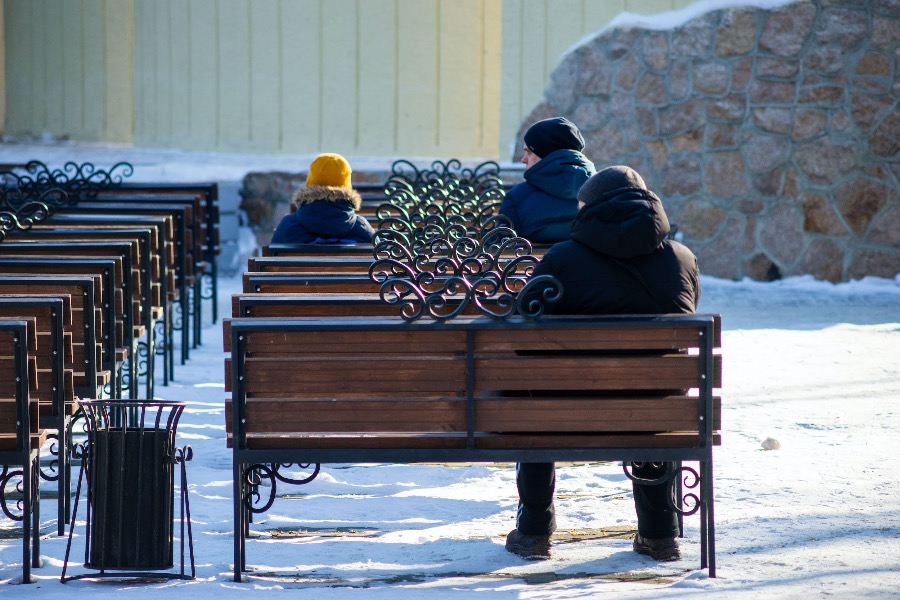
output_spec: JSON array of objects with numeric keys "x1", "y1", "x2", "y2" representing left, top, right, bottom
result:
[{"x1": 517, "y1": 0, "x2": 899, "y2": 282}]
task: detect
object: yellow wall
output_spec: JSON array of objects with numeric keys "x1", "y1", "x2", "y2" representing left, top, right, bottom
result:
[
  {"x1": 2, "y1": 0, "x2": 696, "y2": 158},
  {"x1": 126, "y1": 0, "x2": 503, "y2": 158},
  {"x1": 0, "y1": 0, "x2": 4, "y2": 133},
  {"x1": 3, "y1": 0, "x2": 132, "y2": 143}
]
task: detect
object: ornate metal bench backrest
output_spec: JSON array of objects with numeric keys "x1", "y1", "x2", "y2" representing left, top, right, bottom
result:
[
  {"x1": 0, "y1": 186, "x2": 62, "y2": 242},
  {"x1": 0, "y1": 160, "x2": 134, "y2": 203}
]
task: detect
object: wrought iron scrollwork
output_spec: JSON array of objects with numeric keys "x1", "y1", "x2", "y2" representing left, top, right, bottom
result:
[
  {"x1": 624, "y1": 461, "x2": 702, "y2": 516},
  {"x1": 0, "y1": 186, "x2": 58, "y2": 242},
  {"x1": 175, "y1": 445, "x2": 194, "y2": 464},
  {"x1": 0, "y1": 160, "x2": 134, "y2": 200},
  {"x1": 388, "y1": 158, "x2": 501, "y2": 190},
  {"x1": 39, "y1": 434, "x2": 62, "y2": 482},
  {"x1": 0, "y1": 464, "x2": 35, "y2": 521},
  {"x1": 242, "y1": 462, "x2": 320, "y2": 515},
  {"x1": 367, "y1": 223, "x2": 561, "y2": 321}
]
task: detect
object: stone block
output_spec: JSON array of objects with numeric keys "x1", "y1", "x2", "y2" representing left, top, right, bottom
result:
[
  {"x1": 715, "y1": 9, "x2": 757, "y2": 56},
  {"x1": 803, "y1": 192, "x2": 850, "y2": 235},
  {"x1": 800, "y1": 238, "x2": 845, "y2": 282},
  {"x1": 836, "y1": 179, "x2": 889, "y2": 235}
]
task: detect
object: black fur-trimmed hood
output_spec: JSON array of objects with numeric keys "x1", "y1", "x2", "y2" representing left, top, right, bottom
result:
[{"x1": 291, "y1": 185, "x2": 363, "y2": 211}]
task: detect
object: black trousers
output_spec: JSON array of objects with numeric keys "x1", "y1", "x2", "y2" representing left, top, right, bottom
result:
[{"x1": 515, "y1": 462, "x2": 680, "y2": 538}]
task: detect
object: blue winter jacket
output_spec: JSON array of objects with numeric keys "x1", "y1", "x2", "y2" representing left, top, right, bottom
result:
[
  {"x1": 271, "y1": 185, "x2": 375, "y2": 244},
  {"x1": 499, "y1": 149, "x2": 595, "y2": 243}
]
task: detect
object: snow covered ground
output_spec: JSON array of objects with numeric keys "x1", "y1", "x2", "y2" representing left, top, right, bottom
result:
[{"x1": 0, "y1": 142, "x2": 898, "y2": 597}]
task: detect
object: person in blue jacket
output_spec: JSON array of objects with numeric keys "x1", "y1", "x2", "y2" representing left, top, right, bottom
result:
[
  {"x1": 499, "y1": 117, "x2": 595, "y2": 243},
  {"x1": 271, "y1": 153, "x2": 375, "y2": 244}
]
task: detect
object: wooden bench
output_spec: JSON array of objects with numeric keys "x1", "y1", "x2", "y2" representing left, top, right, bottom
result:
[
  {"x1": 0, "y1": 275, "x2": 105, "y2": 400},
  {"x1": 225, "y1": 314, "x2": 722, "y2": 581},
  {"x1": 36, "y1": 211, "x2": 182, "y2": 384},
  {"x1": 242, "y1": 272, "x2": 382, "y2": 294},
  {"x1": 0, "y1": 237, "x2": 161, "y2": 397},
  {"x1": 97, "y1": 182, "x2": 221, "y2": 325},
  {"x1": 0, "y1": 296, "x2": 74, "y2": 533},
  {"x1": 0, "y1": 318, "x2": 43, "y2": 583},
  {"x1": 52, "y1": 202, "x2": 197, "y2": 360},
  {"x1": 0, "y1": 256, "x2": 124, "y2": 398},
  {"x1": 263, "y1": 243, "x2": 376, "y2": 257}
]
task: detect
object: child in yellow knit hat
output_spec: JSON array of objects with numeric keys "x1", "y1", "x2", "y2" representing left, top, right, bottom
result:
[{"x1": 271, "y1": 153, "x2": 375, "y2": 244}]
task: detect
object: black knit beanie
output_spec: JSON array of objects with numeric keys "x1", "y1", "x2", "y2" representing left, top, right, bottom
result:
[
  {"x1": 577, "y1": 165, "x2": 648, "y2": 205},
  {"x1": 523, "y1": 117, "x2": 585, "y2": 158}
]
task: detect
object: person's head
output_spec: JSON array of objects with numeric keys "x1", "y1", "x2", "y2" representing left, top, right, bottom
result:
[
  {"x1": 521, "y1": 117, "x2": 585, "y2": 169},
  {"x1": 306, "y1": 153, "x2": 352, "y2": 188},
  {"x1": 576, "y1": 165, "x2": 648, "y2": 209}
]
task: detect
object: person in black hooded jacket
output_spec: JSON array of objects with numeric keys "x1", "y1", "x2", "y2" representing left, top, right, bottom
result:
[
  {"x1": 505, "y1": 165, "x2": 701, "y2": 563},
  {"x1": 271, "y1": 153, "x2": 375, "y2": 244},
  {"x1": 499, "y1": 117, "x2": 595, "y2": 244}
]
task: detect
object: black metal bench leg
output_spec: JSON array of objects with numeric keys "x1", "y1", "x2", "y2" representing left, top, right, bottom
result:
[
  {"x1": 146, "y1": 327, "x2": 155, "y2": 399},
  {"x1": 181, "y1": 291, "x2": 190, "y2": 364},
  {"x1": 705, "y1": 458, "x2": 716, "y2": 577},
  {"x1": 193, "y1": 280, "x2": 202, "y2": 347},
  {"x1": 233, "y1": 461, "x2": 245, "y2": 582}
]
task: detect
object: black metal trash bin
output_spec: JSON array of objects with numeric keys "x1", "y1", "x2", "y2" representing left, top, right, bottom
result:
[
  {"x1": 87, "y1": 426, "x2": 175, "y2": 569},
  {"x1": 62, "y1": 400, "x2": 194, "y2": 581}
]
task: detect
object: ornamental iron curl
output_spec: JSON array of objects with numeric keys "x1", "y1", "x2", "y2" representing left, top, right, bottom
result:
[
  {"x1": 623, "y1": 461, "x2": 702, "y2": 517},
  {"x1": 0, "y1": 159, "x2": 134, "y2": 200},
  {"x1": 376, "y1": 265, "x2": 562, "y2": 322},
  {"x1": 0, "y1": 187, "x2": 58, "y2": 242},
  {"x1": 242, "y1": 462, "x2": 320, "y2": 515},
  {"x1": 0, "y1": 464, "x2": 30, "y2": 521},
  {"x1": 369, "y1": 231, "x2": 533, "y2": 281},
  {"x1": 39, "y1": 434, "x2": 61, "y2": 482},
  {"x1": 388, "y1": 158, "x2": 501, "y2": 190}
]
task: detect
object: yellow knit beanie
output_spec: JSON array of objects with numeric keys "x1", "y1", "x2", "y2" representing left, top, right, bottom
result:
[{"x1": 306, "y1": 153, "x2": 352, "y2": 188}]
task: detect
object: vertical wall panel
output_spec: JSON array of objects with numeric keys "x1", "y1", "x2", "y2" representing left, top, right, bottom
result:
[
  {"x1": 30, "y1": 0, "x2": 47, "y2": 132},
  {"x1": 0, "y1": 0, "x2": 5, "y2": 130},
  {"x1": 62, "y1": 0, "x2": 84, "y2": 136},
  {"x1": 105, "y1": 0, "x2": 133, "y2": 143},
  {"x1": 436, "y1": 0, "x2": 481, "y2": 156},
  {"x1": 279, "y1": 0, "x2": 320, "y2": 154},
  {"x1": 396, "y1": 0, "x2": 438, "y2": 156},
  {"x1": 133, "y1": 0, "x2": 157, "y2": 144},
  {"x1": 82, "y1": 0, "x2": 105, "y2": 140},
  {"x1": 356, "y1": 0, "x2": 397, "y2": 155},
  {"x1": 319, "y1": 0, "x2": 358, "y2": 153},
  {"x1": 44, "y1": 0, "x2": 65, "y2": 134},
  {"x1": 153, "y1": 1, "x2": 172, "y2": 145},
  {"x1": 187, "y1": 0, "x2": 217, "y2": 148},
  {"x1": 169, "y1": 0, "x2": 190, "y2": 145},
  {"x1": 498, "y1": 0, "x2": 523, "y2": 159},
  {"x1": 480, "y1": 0, "x2": 502, "y2": 157},
  {"x1": 519, "y1": 1, "x2": 550, "y2": 111},
  {"x1": 3, "y1": 0, "x2": 27, "y2": 133},
  {"x1": 249, "y1": 0, "x2": 280, "y2": 151},
  {"x1": 217, "y1": 0, "x2": 251, "y2": 149}
]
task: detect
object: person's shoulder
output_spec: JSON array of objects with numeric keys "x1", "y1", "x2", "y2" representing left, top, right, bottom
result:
[
  {"x1": 538, "y1": 239, "x2": 582, "y2": 264},
  {"x1": 664, "y1": 239, "x2": 697, "y2": 260},
  {"x1": 505, "y1": 180, "x2": 530, "y2": 197}
]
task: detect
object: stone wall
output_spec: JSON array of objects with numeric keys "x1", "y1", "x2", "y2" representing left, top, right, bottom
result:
[{"x1": 515, "y1": 0, "x2": 899, "y2": 281}]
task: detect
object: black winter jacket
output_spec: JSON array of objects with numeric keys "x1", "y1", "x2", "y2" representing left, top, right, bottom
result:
[
  {"x1": 533, "y1": 185, "x2": 699, "y2": 315},
  {"x1": 499, "y1": 149, "x2": 595, "y2": 243},
  {"x1": 271, "y1": 185, "x2": 375, "y2": 244}
]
